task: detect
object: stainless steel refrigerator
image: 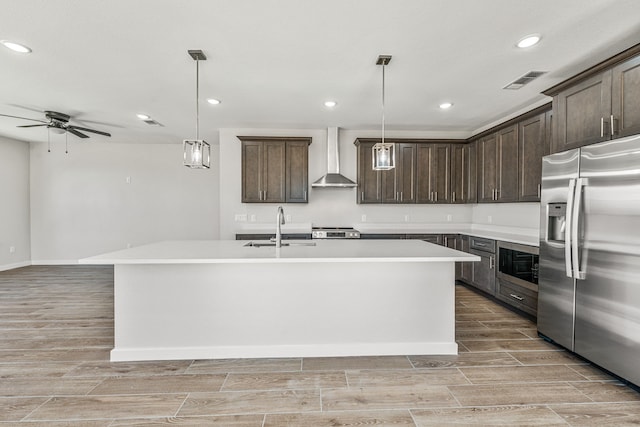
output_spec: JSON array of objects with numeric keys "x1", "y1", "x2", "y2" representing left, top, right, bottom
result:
[{"x1": 538, "y1": 133, "x2": 640, "y2": 387}]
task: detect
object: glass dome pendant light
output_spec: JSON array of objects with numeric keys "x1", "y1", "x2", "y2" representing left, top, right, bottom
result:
[
  {"x1": 372, "y1": 55, "x2": 395, "y2": 171},
  {"x1": 183, "y1": 49, "x2": 211, "y2": 169}
]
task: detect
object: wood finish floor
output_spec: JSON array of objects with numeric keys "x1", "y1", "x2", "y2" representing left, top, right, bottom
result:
[{"x1": 0, "y1": 265, "x2": 639, "y2": 426}]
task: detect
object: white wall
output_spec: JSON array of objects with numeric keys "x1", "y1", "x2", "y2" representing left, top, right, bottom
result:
[
  {"x1": 30, "y1": 141, "x2": 219, "y2": 263},
  {"x1": 219, "y1": 127, "x2": 539, "y2": 239},
  {"x1": 0, "y1": 136, "x2": 31, "y2": 270}
]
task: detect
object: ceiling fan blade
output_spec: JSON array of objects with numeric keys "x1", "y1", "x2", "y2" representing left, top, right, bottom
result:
[
  {"x1": 68, "y1": 125, "x2": 111, "y2": 137},
  {"x1": 66, "y1": 128, "x2": 89, "y2": 138},
  {"x1": 17, "y1": 124, "x2": 48, "y2": 128},
  {"x1": 0, "y1": 113, "x2": 46, "y2": 123}
]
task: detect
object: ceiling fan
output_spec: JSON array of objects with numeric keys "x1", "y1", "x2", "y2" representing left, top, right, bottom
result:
[{"x1": 0, "y1": 110, "x2": 111, "y2": 138}]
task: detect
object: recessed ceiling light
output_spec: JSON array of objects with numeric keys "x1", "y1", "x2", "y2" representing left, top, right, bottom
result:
[
  {"x1": 517, "y1": 34, "x2": 541, "y2": 49},
  {"x1": 439, "y1": 102, "x2": 453, "y2": 110},
  {"x1": 207, "y1": 98, "x2": 221, "y2": 105},
  {"x1": 136, "y1": 114, "x2": 151, "y2": 120},
  {"x1": 324, "y1": 101, "x2": 337, "y2": 108},
  {"x1": 1, "y1": 40, "x2": 32, "y2": 53}
]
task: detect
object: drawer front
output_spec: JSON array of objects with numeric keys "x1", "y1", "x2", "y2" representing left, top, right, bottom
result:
[
  {"x1": 470, "y1": 237, "x2": 495, "y2": 253},
  {"x1": 497, "y1": 278, "x2": 538, "y2": 316}
]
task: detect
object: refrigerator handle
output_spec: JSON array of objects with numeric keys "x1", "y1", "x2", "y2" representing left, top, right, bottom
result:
[
  {"x1": 572, "y1": 178, "x2": 586, "y2": 280},
  {"x1": 564, "y1": 178, "x2": 576, "y2": 278}
]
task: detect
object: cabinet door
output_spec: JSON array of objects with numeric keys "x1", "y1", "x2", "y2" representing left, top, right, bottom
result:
[
  {"x1": 497, "y1": 125, "x2": 518, "y2": 202},
  {"x1": 357, "y1": 142, "x2": 381, "y2": 203},
  {"x1": 477, "y1": 134, "x2": 498, "y2": 203},
  {"x1": 471, "y1": 250, "x2": 496, "y2": 295},
  {"x1": 553, "y1": 71, "x2": 612, "y2": 152},
  {"x1": 450, "y1": 143, "x2": 476, "y2": 204},
  {"x1": 431, "y1": 144, "x2": 451, "y2": 203},
  {"x1": 416, "y1": 144, "x2": 433, "y2": 203},
  {"x1": 262, "y1": 141, "x2": 286, "y2": 203},
  {"x1": 286, "y1": 141, "x2": 308, "y2": 203},
  {"x1": 460, "y1": 235, "x2": 472, "y2": 283},
  {"x1": 518, "y1": 114, "x2": 547, "y2": 202},
  {"x1": 241, "y1": 141, "x2": 263, "y2": 203},
  {"x1": 611, "y1": 55, "x2": 640, "y2": 138},
  {"x1": 395, "y1": 143, "x2": 416, "y2": 203}
]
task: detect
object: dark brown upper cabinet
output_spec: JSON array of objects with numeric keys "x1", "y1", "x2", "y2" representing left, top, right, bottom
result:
[
  {"x1": 355, "y1": 139, "x2": 460, "y2": 204},
  {"x1": 545, "y1": 46, "x2": 640, "y2": 153},
  {"x1": 239, "y1": 136, "x2": 311, "y2": 203},
  {"x1": 518, "y1": 111, "x2": 550, "y2": 202},
  {"x1": 416, "y1": 144, "x2": 450, "y2": 203},
  {"x1": 450, "y1": 142, "x2": 476, "y2": 204},
  {"x1": 477, "y1": 125, "x2": 518, "y2": 203},
  {"x1": 356, "y1": 140, "x2": 416, "y2": 204}
]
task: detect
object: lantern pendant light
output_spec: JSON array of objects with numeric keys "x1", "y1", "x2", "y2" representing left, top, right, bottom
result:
[
  {"x1": 372, "y1": 55, "x2": 395, "y2": 171},
  {"x1": 183, "y1": 49, "x2": 211, "y2": 169}
]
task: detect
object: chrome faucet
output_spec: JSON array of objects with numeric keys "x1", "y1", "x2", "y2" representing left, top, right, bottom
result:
[{"x1": 275, "y1": 206, "x2": 285, "y2": 248}]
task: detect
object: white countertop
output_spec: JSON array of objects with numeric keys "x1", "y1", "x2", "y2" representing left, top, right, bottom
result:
[{"x1": 81, "y1": 239, "x2": 480, "y2": 265}]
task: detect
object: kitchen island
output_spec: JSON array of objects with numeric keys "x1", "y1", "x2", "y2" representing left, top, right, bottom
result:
[{"x1": 81, "y1": 239, "x2": 479, "y2": 362}]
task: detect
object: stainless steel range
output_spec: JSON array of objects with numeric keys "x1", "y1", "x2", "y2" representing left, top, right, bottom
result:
[{"x1": 311, "y1": 227, "x2": 360, "y2": 239}]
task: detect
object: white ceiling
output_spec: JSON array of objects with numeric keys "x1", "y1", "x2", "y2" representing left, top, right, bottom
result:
[{"x1": 1, "y1": 0, "x2": 639, "y2": 146}]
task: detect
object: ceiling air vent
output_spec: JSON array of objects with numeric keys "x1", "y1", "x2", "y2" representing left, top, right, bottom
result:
[{"x1": 503, "y1": 71, "x2": 547, "y2": 90}]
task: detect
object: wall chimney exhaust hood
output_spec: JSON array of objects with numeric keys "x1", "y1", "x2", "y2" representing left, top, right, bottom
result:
[{"x1": 312, "y1": 127, "x2": 357, "y2": 188}]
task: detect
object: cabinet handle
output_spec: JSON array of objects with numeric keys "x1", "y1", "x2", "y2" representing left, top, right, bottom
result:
[
  {"x1": 509, "y1": 293, "x2": 524, "y2": 301},
  {"x1": 489, "y1": 256, "x2": 494, "y2": 269},
  {"x1": 396, "y1": 191, "x2": 400, "y2": 201},
  {"x1": 304, "y1": 190, "x2": 307, "y2": 200},
  {"x1": 601, "y1": 117, "x2": 605, "y2": 138},
  {"x1": 434, "y1": 191, "x2": 438, "y2": 202},
  {"x1": 361, "y1": 192, "x2": 364, "y2": 202},
  {"x1": 264, "y1": 190, "x2": 267, "y2": 200},
  {"x1": 611, "y1": 114, "x2": 618, "y2": 136},
  {"x1": 400, "y1": 191, "x2": 403, "y2": 202},
  {"x1": 538, "y1": 184, "x2": 541, "y2": 198},
  {"x1": 495, "y1": 189, "x2": 499, "y2": 201}
]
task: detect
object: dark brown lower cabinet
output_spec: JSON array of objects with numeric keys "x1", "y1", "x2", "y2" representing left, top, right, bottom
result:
[{"x1": 496, "y1": 278, "x2": 538, "y2": 317}]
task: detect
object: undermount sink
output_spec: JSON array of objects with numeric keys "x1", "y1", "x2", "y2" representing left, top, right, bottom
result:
[{"x1": 243, "y1": 241, "x2": 316, "y2": 248}]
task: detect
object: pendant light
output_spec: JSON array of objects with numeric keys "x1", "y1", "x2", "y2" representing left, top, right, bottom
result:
[
  {"x1": 372, "y1": 55, "x2": 395, "y2": 171},
  {"x1": 183, "y1": 49, "x2": 211, "y2": 169}
]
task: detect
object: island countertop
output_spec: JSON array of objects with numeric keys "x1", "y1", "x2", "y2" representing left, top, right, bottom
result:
[{"x1": 80, "y1": 239, "x2": 480, "y2": 265}]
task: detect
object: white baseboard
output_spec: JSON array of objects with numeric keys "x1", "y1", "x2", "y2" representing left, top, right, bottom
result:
[
  {"x1": 30, "y1": 259, "x2": 80, "y2": 265},
  {"x1": 0, "y1": 261, "x2": 31, "y2": 272},
  {"x1": 111, "y1": 342, "x2": 458, "y2": 362}
]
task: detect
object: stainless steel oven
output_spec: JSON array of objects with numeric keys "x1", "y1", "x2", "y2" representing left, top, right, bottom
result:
[{"x1": 497, "y1": 241, "x2": 539, "y2": 287}]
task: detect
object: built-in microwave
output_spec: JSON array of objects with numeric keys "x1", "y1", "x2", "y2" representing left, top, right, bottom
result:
[{"x1": 497, "y1": 241, "x2": 539, "y2": 286}]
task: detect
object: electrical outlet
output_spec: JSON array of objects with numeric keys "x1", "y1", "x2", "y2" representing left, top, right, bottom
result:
[
  {"x1": 404, "y1": 215, "x2": 410, "y2": 222},
  {"x1": 125, "y1": 176, "x2": 131, "y2": 184},
  {"x1": 361, "y1": 214, "x2": 367, "y2": 222},
  {"x1": 9, "y1": 246, "x2": 15, "y2": 254},
  {"x1": 447, "y1": 214, "x2": 452, "y2": 222},
  {"x1": 126, "y1": 243, "x2": 132, "y2": 249},
  {"x1": 487, "y1": 215, "x2": 493, "y2": 223},
  {"x1": 235, "y1": 214, "x2": 247, "y2": 222},
  {"x1": 286, "y1": 214, "x2": 291, "y2": 222},
  {"x1": 250, "y1": 214, "x2": 257, "y2": 222}
]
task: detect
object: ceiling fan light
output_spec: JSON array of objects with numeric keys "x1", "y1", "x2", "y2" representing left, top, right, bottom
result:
[
  {"x1": 324, "y1": 100, "x2": 337, "y2": 108},
  {"x1": 49, "y1": 127, "x2": 66, "y2": 134},
  {"x1": 136, "y1": 113, "x2": 151, "y2": 120},
  {"x1": 1, "y1": 40, "x2": 31, "y2": 53},
  {"x1": 207, "y1": 98, "x2": 221, "y2": 105}
]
